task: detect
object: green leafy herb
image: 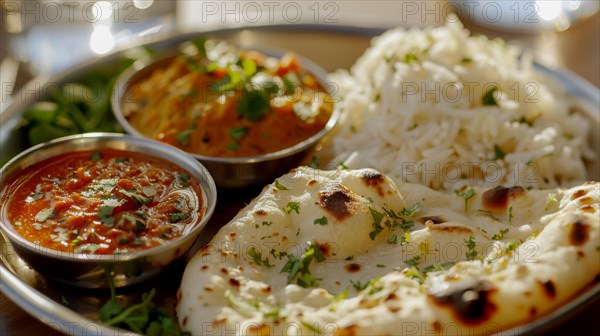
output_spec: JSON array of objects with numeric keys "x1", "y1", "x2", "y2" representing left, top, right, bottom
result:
[
  {"x1": 25, "y1": 192, "x2": 43, "y2": 203},
  {"x1": 236, "y1": 83, "x2": 278, "y2": 121},
  {"x1": 121, "y1": 189, "x2": 151, "y2": 205},
  {"x1": 170, "y1": 212, "x2": 190, "y2": 223},
  {"x1": 404, "y1": 255, "x2": 421, "y2": 267},
  {"x1": 314, "y1": 216, "x2": 328, "y2": 226},
  {"x1": 282, "y1": 72, "x2": 300, "y2": 94},
  {"x1": 482, "y1": 86, "x2": 499, "y2": 106},
  {"x1": 508, "y1": 206, "x2": 514, "y2": 225},
  {"x1": 61, "y1": 295, "x2": 69, "y2": 306},
  {"x1": 465, "y1": 236, "x2": 479, "y2": 261},
  {"x1": 338, "y1": 162, "x2": 349, "y2": 170},
  {"x1": 91, "y1": 151, "x2": 102, "y2": 161},
  {"x1": 492, "y1": 144, "x2": 506, "y2": 160},
  {"x1": 491, "y1": 228, "x2": 509, "y2": 240},
  {"x1": 404, "y1": 53, "x2": 419, "y2": 63},
  {"x1": 345, "y1": 256, "x2": 354, "y2": 261},
  {"x1": 309, "y1": 156, "x2": 320, "y2": 169},
  {"x1": 280, "y1": 243, "x2": 325, "y2": 287},
  {"x1": 34, "y1": 207, "x2": 54, "y2": 223},
  {"x1": 230, "y1": 127, "x2": 246, "y2": 141},
  {"x1": 274, "y1": 179, "x2": 289, "y2": 190},
  {"x1": 285, "y1": 202, "x2": 300, "y2": 214},
  {"x1": 505, "y1": 241, "x2": 519, "y2": 253},
  {"x1": 455, "y1": 188, "x2": 476, "y2": 212},
  {"x1": 248, "y1": 247, "x2": 273, "y2": 268},
  {"x1": 191, "y1": 37, "x2": 208, "y2": 58},
  {"x1": 387, "y1": 234, "x2": 398, "y2": 245},
  {"x1": 376, "y1": 264, "x2": 386, "y2": 268},
  {"x1": 177, "y1": 173, "x2": 190, "y2": 183},
  {"x1": 513, "y1": 116, "x2": 532, "y2": 126},
  {"x1": 241, "y1": 58, "x2": 257, "y2": 78},
  {"x1": 227, "y1": 143, "x2": 240, "y2": 151},
  {"x1": 368, "y1": 207, "x2": 385, "y2": 240},
  {"x1": 100, "y1": 272, "x2": 188, "y2": 336},
  {"x1": 350, "y1": 280, "x2": 368, "y2": 292},
  {"x1": 407, "y1": 123, "x2": 419, "y2": 131},
  {"x1": 262, "y1": 221, "x2": 273, "y2": 226},
  {"x1": 176, "y1": 125, "x2": 196, "y2": 146},
  {"x1": 98, "y1": 205, "x2": 115, "y2": 226},
  {"x1": 461, "y1": 57, "x2": 472, "y2": 64}
]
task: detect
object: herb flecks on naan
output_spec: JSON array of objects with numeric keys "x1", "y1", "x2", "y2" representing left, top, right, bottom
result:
[{"x1": 177, "y1": 167, "x2": 599, "y2": 335}]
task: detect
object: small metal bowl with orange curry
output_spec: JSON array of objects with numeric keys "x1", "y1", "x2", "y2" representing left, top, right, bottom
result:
[
  {"x1": 112, "y1": 39, "x2": 339, "y2": 188},
  {"x1": 0, "y1": 133, "x2": 217, "y2": 288}
]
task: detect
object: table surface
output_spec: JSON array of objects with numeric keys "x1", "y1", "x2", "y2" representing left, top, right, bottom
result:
[{"x1": 1, "y1": 5, "x2": 599, "y2": 336}]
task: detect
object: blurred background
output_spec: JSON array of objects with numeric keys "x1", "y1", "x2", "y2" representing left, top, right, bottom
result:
[{"x1": 1, "y1": 0, "x2": 598, "y2": 99}]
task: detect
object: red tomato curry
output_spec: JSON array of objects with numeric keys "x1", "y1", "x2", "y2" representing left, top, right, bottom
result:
[{"x1": 4, "y1": 149, "x2": 204, "y2": 255}]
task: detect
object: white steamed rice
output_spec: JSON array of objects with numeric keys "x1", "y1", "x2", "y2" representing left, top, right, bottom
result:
[{"x1": 325, "y1": 18, "x2": 595, "y2": 190}]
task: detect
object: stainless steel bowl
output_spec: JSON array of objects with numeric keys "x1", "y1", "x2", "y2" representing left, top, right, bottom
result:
[
  {"x1": 0, "y1": 133, "x2": 217, "y2": 288},
  {"x1": 111, "y1": 48, "x2": 340, "y2": 189}
]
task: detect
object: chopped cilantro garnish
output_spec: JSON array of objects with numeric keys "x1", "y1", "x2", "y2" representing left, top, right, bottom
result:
[
  {"x1": 404, "y1": 53, "x2": 419, "y2": 63},
  {"x1": 190, "y1": 37, "x2": 208, "y2": 58},
  {"x1": 25, "y1": 192, "x2": 43, "y2": 203},
  {"x1": 248, "y1": 247, "x2": 273, "y2": 268},
  {"x1": 274, "y1": 179, "x2": 289, "y2": 190},
  {"x1": 241, "y1": 58, "x2": 257, "y2": 78},
  {"x1": 262, "y1": 221, "x2": 273, "y2": 226},
  {"x1": 404, "y1": 255, "x2": 421, "y2": 267},
  {"x1": 376, "y1": 264, "x2": 386, "y2": 268},
  {"x1": 309, "y1": 156, "x2": 320, "y2": 169},
  {"x1": 227, "y1": 143, "x2": 240, "y2": 151},
  {"x1": 169, "y1": 212, "x2": 190, "y2": 223},
  {"x1": 314, "y1": 216, "x2": 328, "y2": 225},
  {"x1": 177, "y1": 173, "x2": 190, "y2": 183},
  {"x1": 482, "y1": 86, "x2": 499, "y2": 106},
  {"x1": 345, "y1": 256, "x2": 354, "y2": 261},
  {"x1": 465, "y1": 236, "x2": 479, "y2": 261},
  {"x1": 91, "y1": 151, "x2": 102, "y2": 161},
  {"x1": 176, "y1": 125, "x2": 196, "y2": 146},
  {"x1": 387, "y1": 234, "x2": 398, "y2": 245},
  {"x1": 455, "y1": 188, "x2": 476, "y2": 212},
  {"x1": 121, "y1": 189, "x2": 151, "y2": 205},
  {"x1": 285, "y1": 202, "x2": 300, "y2": 214},
  {"x1": 492, "y1": 144, "x2": 506, "y2": 160},
  {"x1": 230, "y1": 127, "x2": 247, "y2": 141},
  {"x1": 350, "y1": 280, "x2": 368, "y2": 292},
  {"x1": 236, "y1": 83, "x2": 278, "y2": 121},
  {"x1": 280, "y1": 243, "x2": 325, "y2": 287},
  {"x1": 368, "y1": 207, "x2": 385, "y2": 240},
  {"x1": 98, "y1": 205, "x2": 115, "y2": 226},
  {"x1": 491, "y1": 228, "x2": 509, "y2": 240}
]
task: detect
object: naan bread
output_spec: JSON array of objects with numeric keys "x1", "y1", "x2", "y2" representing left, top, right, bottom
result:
[{"x1": 177, "y1": 167, "x2": 599, "y2": 335}]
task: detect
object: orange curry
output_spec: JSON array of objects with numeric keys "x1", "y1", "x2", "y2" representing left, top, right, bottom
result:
[
  {"x1": 124, "y1": 40, "x2": 334, "y2": 157},
  {"x1": 5, "y1": 149, "x2": 204, "y2": 254}
]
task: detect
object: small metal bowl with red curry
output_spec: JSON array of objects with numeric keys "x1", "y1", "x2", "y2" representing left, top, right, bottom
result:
[
  {"x1": 112, "y1": 39, "x2": 339, "y2": 188},
  {"x1": 0, "y1": 133, "x2": 217, "y2": 288}
]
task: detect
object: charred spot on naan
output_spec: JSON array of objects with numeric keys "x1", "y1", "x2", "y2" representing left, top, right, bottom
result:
[
  {"x1": 344, "y1": 263, "x2": 362, "y2": 273},
  {"x1": 571, "y1": 189, "x2": 587, "y2": 200},
  {"x1": 537, "y1": 279, "x2": 557, "y2": 299},
  {"x1": 482, "y1": 186, "x2": 526, "y2": 211},
  {"x1": 569, "y1": 216, "x2": 590, "y2": 246},
  {"x1": 429, "y1": 280, "x2": 497, "y2": 326},
  {"x1": 428, "y1": 224, "x2": 474, "y2": 234},
  {"x1": 360, "y1": 169, "x2": 386, "y2": 197},
  {"x1": 318, "y1": 184, "x2": 360, "y2": 221},
  {"x1": 418, "y1": 216, "x2": 447, "y2": 225}
]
